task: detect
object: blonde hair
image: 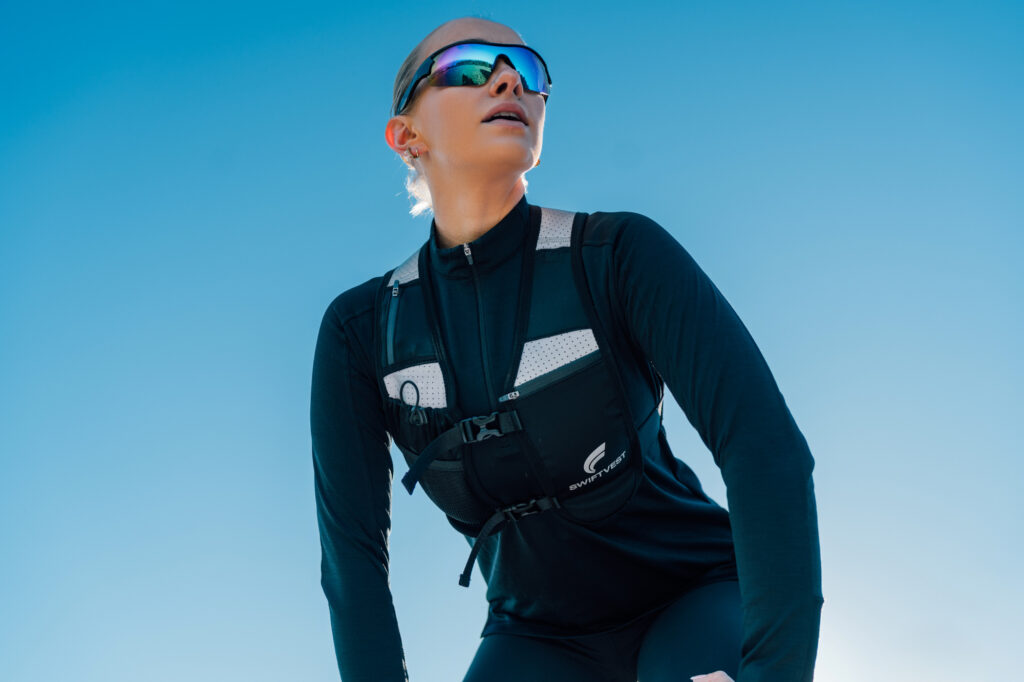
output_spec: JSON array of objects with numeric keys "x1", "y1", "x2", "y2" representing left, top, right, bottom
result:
[{"x1": 391, "y1": 16, "x2": 530, "y2": 217}]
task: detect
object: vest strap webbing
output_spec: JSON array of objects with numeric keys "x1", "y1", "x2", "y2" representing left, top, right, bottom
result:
[
  {"x1": 401, "y1": 410, "x2": 524, "y2": 494},
  {"x1": 458, "y1": 495, "x2": 562, "y2": 587}
]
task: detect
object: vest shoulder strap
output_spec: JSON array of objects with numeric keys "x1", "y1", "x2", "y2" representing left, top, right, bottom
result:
[
  {"x1": 387, "y1": 245, "x2": 422, "y2": 286},
  {"x1": 535, "y1": 206, "x2": 575, "y2": 250}
]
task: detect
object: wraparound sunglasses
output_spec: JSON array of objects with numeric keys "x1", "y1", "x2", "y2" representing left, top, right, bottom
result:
[{"x1": 394, "y1": 39, "x2": 553, "y2": 116}]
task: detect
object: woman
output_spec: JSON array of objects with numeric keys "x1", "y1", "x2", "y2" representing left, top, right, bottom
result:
[{"x1": 310, "y1": 16, "x2": 823, "y2": 682}]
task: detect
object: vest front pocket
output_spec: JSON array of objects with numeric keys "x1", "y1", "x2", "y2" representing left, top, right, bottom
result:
[{"x1": 497, "y1": 350, "x2": 638, "y2": 525}]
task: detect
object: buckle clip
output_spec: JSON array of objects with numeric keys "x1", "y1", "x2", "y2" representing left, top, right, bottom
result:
[
  {"x1": 458, "y1": 411, "x2": 503, "y2": 443},
  {"x1": 500, "y1": 497, "x2": 561, "y2": 522}
]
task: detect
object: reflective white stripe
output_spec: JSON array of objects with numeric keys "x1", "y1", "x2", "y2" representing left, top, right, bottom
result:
[
  {"x1": 384, "y1": 362, "x2": 447, "y2": 408},
  {"x1": 514, "y1": 329, "x2": 598, "y2": 386},
  {"x1": 536, "y1": 207, "x2": 574, "y2": 250},
  {"x1": 388, "y1": 248, "x2": 420, "y2": 286}
]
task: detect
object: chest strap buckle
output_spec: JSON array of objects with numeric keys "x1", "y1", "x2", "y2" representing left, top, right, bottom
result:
[
  {"x1": 401, "y1": 409, "x2": 523, "y2": 494},
  {"x1": 458, "y1": 411, "x2": 520, "y2": 443}
]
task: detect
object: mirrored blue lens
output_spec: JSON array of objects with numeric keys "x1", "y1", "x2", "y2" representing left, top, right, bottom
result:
[
  {"x1": 430, "y1": 43, "x2": 550, "y2": 95},
  {"x1": 396, "y1": 41, "x2": 552, "y2": 115}
]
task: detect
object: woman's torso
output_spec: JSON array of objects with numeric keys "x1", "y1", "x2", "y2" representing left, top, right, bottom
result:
[{"x1": 372, "y1": 196, "x2": 738, "y2": 637}]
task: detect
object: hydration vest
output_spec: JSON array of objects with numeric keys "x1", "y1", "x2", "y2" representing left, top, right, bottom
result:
[{"x1": 373, "y1": 206, "x2": 665, "y2": 587}]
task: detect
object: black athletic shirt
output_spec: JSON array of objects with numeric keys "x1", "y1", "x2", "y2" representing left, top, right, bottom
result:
[{"x1": 309, "y1": 195, "x2": 824, "y2": 682}]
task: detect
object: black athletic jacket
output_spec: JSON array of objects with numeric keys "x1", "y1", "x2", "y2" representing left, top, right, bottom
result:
[{"x1": 309, "y1": 195, "x2": 824, "y2": 681}]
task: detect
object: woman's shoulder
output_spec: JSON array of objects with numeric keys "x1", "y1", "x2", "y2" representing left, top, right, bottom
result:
[
  {"x1": 316, "y1": 242, "x2": 423, "y2": 351},
  {"x1": 575, "y1": 207, "x2": 669, "y2": 246},
  {"x1": 320, "y1": 274, "x2": 386, "y2": 334},
  {"x1": 569, "y1": 207, "x2": 691, "y2": 266}
]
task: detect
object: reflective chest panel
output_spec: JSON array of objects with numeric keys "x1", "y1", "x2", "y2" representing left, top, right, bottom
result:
[{"x1": 374, "y1": 206, "x2": 663, "y2": 587}]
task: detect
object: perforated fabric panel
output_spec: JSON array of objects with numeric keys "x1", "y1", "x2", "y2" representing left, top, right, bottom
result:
[
  {"x1": 536, "y1": 207, "x2": 574, "y2": 250},
  {"x1": 383, "y1": 362, "x2": 447, "y2": 408},
  {"x1": 514, "y1": 328, "x2": 598, "y2": 386},
  {"x1": 388, "y1": 248, "x2": 420, "y2": 286}
]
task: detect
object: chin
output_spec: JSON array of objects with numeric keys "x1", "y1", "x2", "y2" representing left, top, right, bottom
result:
[{"x1": 476, "y1": 144, "x2": 534, "y2": 165}]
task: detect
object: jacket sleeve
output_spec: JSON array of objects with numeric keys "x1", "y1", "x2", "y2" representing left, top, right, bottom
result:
[
  {"x1": 310, "y1": 298, "x2": 409, "y2": 682},
  {"x1": 611, "y1": 213, "x2": 824, "y2": 682}
]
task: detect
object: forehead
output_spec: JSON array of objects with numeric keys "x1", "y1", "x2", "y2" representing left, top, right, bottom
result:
[{"x1": 421, "y1": 21, "x2": 524, "y2": 58}]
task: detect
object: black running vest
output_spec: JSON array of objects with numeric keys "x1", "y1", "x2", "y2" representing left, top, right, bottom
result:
[{"x1": 373, "y1": 206, "x2": 664, "y2": 587}]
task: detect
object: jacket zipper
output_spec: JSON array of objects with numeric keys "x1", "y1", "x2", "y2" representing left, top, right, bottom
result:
[
  {"x1": 498, "y1": 350, "x2": 601, "y2": 403},
  {"x1": 464, "y1": 243, "x2": 497, "y2": 410},
  {"x1": 386, "y1": 281, "x2": 400, "y2": 365}
]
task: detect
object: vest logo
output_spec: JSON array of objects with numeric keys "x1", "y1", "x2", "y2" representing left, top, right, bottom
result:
[
  {"x1": 583, "y1": 442, "x2": 606, "y2": 474},
  {"x1": 570, "y1": 448, "x2": 627, "y2": 491}
]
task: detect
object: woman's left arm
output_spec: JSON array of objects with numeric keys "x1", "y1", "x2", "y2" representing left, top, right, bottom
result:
[{"x1": 607, "y1": 212, "x2": 824, "y2": 682}]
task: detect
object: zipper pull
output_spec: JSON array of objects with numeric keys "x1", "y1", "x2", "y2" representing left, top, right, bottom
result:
[
  {"x1": 463, "y1": 243, "x2": 474, "y2": 265},
  {"x1": 386, "y1": 280, "x2": 401, "y2": 366},
  {"x1": 498, "y1": 390, "x2": 520, "y2": 403}
]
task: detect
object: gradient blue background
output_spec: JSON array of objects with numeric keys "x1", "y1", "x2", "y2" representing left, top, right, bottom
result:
[{"x1": 2, "y1": 1, "x2": 1021, "y2": 680}]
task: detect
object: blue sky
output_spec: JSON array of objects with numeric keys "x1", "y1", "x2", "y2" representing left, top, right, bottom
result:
[{"x1": 1, "y1": 1, "x2": 1021, "y2": 680}]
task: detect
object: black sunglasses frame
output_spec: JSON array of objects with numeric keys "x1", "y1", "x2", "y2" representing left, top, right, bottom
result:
[{"x1": 394, "y1": 39, "x2": 553, "y2": 116}]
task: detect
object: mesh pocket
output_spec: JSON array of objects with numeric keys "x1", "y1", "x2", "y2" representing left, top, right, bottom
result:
[
  {"x1": 384, "y1": 398, "x2": 494, "y2": 528},
  {"x1": 397, "y1": 446, "x2": 494, "y2": 527}
]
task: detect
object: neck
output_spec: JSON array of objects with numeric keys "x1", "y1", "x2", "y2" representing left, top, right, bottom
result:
[{"x1": 427, "y1": 173, "x2": 527, "y2": 249}]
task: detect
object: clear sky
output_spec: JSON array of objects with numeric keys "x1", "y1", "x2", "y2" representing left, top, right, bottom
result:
[{"x1": 1, "y1": 1, "x2": 1021, "y2": 680}]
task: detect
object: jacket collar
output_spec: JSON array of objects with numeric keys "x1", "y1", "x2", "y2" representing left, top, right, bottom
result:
[{"x1": 427, "y1": 195, "x2": 530, "y2": 279}]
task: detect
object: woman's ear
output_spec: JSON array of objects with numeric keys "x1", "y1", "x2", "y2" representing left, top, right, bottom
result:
[{"x1": 385, "y1": 115, "x2": 419, "y2": 156}]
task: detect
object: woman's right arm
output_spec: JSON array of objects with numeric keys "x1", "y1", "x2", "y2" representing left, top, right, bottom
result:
[{"x1": 310, "y1": 288, "x2": 409, "y2": 682}]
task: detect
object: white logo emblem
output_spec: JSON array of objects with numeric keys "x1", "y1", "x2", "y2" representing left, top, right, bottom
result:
[
  {"x1": 583, "y1": 442, "x2": 606, "y2": 474},
  {"x1": 570, "y1": 447, "x2": 627, "y2": 492}
]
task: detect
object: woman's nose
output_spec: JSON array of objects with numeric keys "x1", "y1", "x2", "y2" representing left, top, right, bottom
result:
[{"x1": 489, "y1": 57, "x2": 524, "y2": 96}]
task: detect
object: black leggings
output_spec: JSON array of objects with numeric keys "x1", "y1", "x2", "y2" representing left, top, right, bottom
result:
[{"x1": 462, "y1": 579, "x2": 742, "y2": 682}]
